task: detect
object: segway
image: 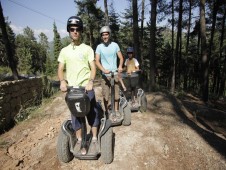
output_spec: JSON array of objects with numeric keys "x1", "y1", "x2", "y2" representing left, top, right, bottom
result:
[
  {"x1": 121, "y1": 70, "x2": 147, "y2": 113},
  {"x1": 108, "y1": 71, "x2": 131, "y2": 126},
  {"x1": 57, "y1": 87, "x2": 113, "y2": 164}
]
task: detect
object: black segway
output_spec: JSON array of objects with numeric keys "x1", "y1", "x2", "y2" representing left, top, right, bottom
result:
[
  {"x1": 121, "y1": 70, "x2": 147, "y2": 113},
  {"x1": 57, "y1": 87, "x2": 113, "y2": 164},
  {"x1": 108, "y1": 71, "x2": 131, "y2": 126}
]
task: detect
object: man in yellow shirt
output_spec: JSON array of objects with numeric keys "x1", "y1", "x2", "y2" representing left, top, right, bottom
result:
[{"x1": 57, "y1": 16, "x2": 99, "y2": 155}]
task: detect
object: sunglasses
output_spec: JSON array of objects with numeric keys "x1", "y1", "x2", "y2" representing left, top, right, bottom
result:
[{"x1": 69, "y1": 27, "x2": 81, "y2": 32}]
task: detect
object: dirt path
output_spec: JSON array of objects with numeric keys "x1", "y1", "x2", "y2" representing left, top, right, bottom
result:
[{"x1": 0, "y1": 87, "x2": 226, "y2": 170}]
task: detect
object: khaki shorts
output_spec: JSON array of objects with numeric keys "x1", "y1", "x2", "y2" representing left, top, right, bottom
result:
[{"x1": 101, "y1": 75, "x2": 120, "y2": 101}]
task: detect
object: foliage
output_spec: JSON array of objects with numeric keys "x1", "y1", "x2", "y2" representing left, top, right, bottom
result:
[
  {"x1": 0, "y1": 18, "x2": 17, "y2": 67},
  {"x1": 53, "y1": 22, "x2": 62, "y2": 70},
  {"x1": 15, "y1": 27, "x2": 47, "y2": 75}
]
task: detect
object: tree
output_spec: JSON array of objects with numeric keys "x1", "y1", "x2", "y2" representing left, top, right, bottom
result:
[
  {"x1": 133, "y1": 0, "x2": 140, "y2": 63},
  {"x1": 170, "y1": 0, "x2": 175, "y2": 93},
  {"x1": 53, "y1": 22, "x2": 62, "y2": 70},
  {"x1": 39, "y1": 32, "x2": 49, "y2": 50},
  {"x1": 109, "y1": 3, "x2": 120, "y2": 42},
  {"x1": 0, "y1": 1, "x2": 18, "y2": 79},
  {"x1": 38, "y1": 32, "x2": 49, "y2": 73},
  {"x1": 24, "y1": 26, "x2": 36, "y2": 42},
  {"x1": 149, "y1": 0, "x2": 158, "y2": 91},
  {"x1": 175, "y1": 0, "x2": 183, "y2": 90},
  {"x1": 200, "y1": 0, "x2": 209, "y2": 102},
  {"x1": 104, "y1": 0, "x2": 109, "y2": 25},
  {"x1": 140, "y1": 0, "x2": 145, "y2": 63},
  {"x1": 15, "y1": 34, "x2": 32, "y2": 73},
  {"x1": 0, "y1": 18, "x2": 17, "y2": 67},
  {"x1": 119, "y1": 1, "x2": 133, "y2": 51},
  {"x1": 75, "y1": 0, "x2": 103, "y2": 48},
  {"x1": 218, "y1": 4, "x2": 226, "y2": 96},
  {"x1": 184, "y1": 0, "x2": 193, "y2": 90}
]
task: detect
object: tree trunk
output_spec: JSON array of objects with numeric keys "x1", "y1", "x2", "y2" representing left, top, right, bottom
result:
[
  {"x1": 133, "y1": 0, "x2": 140, "y2": 63},
  {"x1": 149, "y1": 0, "x2": 157, "y2": 91},
  {"x1": 170, "y1": 0, "x2": 175, "y2": 93},
  {"x1": 89, "y1": 26, "x2": 94, "y2": 49},
  {"x1": 0, "y1": 2, "x2": 19, "y2": 80},
  {"x1": 200, "y1": 0, "x2": 209, "y2": 102},
  {"x1": 175, "y1": 0, "x2": 183, "y2": 90},
  {"x1": 218, "y1": 5, "x2": 226, "y2": 96},
  {"x1": 140, "y1": 0, "x2": 145, "y2": 64},
  {"x1": 104, "y1": 0, "x2": 109, "y2": 26},
  {"x1": 209, "y1": 0, "x2": 219, "y2": 93},
  {"x1": 184, "y1": 0, "x2": 192, "y2": 90}
]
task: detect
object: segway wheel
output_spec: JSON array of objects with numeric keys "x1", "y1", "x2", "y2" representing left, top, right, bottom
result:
[
  {"x1": 139, "y1": 94, "x2": 147, "y2": 113},
  {"x1": 122, "y1": 104, "x2": 131, "y2": 126},
  {"x1": 100, "y1": 127, "x2": 113, "y2": 164},
  {"x1": 57, "y1": 129, "x2": 74, "y2": 163}
]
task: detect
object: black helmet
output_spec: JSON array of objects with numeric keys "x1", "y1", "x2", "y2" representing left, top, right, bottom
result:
[
  {"x1": 67, "y1": 16, "x2": 83, "y2": 32},
  {"x1": 127, "y1": 47, "x2": 134, "y2": 53}
]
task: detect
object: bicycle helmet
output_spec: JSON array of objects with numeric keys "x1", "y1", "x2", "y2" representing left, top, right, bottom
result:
[
  {"x1": 100, "y1": 26, "x2": 111, "y2": 36},
  {"x1": 127, "y1": 47, "x2": 134, "y2": 53},
  {"x1": 67, "y1": 16, "x2": 83, "y2": 32}
]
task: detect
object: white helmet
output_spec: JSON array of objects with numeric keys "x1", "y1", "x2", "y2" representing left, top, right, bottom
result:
[{"x1": 100, "y1": 26, "x2": 111, "y2": 36}]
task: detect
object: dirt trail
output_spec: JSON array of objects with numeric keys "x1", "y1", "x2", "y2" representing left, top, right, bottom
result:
[{"x1": 0, "y1": 87, "x2": 226, "y2": 170}]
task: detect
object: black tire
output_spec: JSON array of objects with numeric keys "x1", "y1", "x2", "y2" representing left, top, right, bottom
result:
[
  {"x1": 100, "y1": 127, "x2": 113, "y2": 164},
  {"x1": 122, "y1": 104, "x2": 131, "y2": 126},
  {"x1": 57, "y1": 129, "x2": 74, "y2": 163},
  {"x1": 139, "y1": 94, "x2": 147, "y2": 113}
]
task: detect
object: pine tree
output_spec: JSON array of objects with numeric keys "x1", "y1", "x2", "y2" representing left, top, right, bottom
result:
[
  {"x1": 0, "y1": 2, "x2": 18, "y2": 79},
  {"x1": 53, "y1": 22, "x2": 62, "y2": 71}
]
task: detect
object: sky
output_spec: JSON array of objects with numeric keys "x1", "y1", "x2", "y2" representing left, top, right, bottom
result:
[{"x1": 1, "y1": 0, "x2": 134, "y2": 41}]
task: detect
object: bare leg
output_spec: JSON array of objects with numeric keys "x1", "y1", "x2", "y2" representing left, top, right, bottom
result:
[
  {"x1": 91, "y1": 126, "x2": 98, "y2": 139},
  {"x1": 75, "y1": 129, "x2": 86, "y2": 155},
  {"x1": 89, "y1": 126, "x2": 98, "y2": 154},
  {"x1": 75, "y1": 129, "x2": 82, "y2": 140},
  {"x1": 115, "y1": 100, "x2": 119, "y2": 111}
]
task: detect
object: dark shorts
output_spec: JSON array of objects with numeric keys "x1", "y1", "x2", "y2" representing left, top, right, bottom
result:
[
  {"x1": 71, "y1": 90, "x2": 100, "y2": 131},
  {"x1": 101, "y1": 75, "x2": 120, "y2": 101}
]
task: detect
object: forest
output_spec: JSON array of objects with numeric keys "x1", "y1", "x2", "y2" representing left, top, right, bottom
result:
[{"x1": 0, "y1": 0, "x2": 226, "y2": 102}]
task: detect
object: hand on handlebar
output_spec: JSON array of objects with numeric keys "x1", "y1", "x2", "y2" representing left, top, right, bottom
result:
[
  {"x1": 103, "y1": 69, "x2": 111, "y2": 74},
  {"x1": 60, "y1": 80, "x2": 67, "y2": 92},
  {"x1": 118, "y1": 67, "x2": 123, "y2": 73},
  {"x1": 85, "y1": 81, "x2": 93, "y2": 91}
]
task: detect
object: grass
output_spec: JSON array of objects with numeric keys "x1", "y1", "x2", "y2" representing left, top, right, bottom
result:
[{"x1": 14, "y1": 90, "x2": 61, "y2": 123}]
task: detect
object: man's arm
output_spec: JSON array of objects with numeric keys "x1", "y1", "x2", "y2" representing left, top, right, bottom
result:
[
  {"x1": 95, "y1": 53, "x2": 110, "y2": 74},
  {"x1": 85, "y1": 60, "x2": 96, "y2": 91},
  {"x1": 117, "y1": 51, "x2": 124, "y2": 72},
  {"x1": 89, "y1": 60, "x2": 96, "y2": 81},
  {"x1": 58, "y1": 62, "x2": 67, "y2": 92},
  {"x1": 135, "y1": 59, "x2": 140, "y2": 71}
]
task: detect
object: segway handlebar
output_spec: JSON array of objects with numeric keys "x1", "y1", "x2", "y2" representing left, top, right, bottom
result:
[
  {"x1": 66, "y1": 86, "x2": 85, "y2": 92},
  {"x1": 120, "y1": 69, "x2": 142, "y2": 78}
]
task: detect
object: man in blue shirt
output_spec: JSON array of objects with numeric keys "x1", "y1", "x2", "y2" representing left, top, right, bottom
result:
[{"x1": 95, "y1": 26, "x2": 123, "y2": 120}]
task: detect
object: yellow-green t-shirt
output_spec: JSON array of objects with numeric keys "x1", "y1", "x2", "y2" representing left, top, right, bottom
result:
[{"x1": 58, "y1": 43, "x2": 94, "y2": 87}]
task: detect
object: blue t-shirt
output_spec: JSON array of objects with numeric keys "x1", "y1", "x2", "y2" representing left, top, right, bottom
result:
[{"x1": 95, "y1": 42, "x2": 120, "y2": 75}]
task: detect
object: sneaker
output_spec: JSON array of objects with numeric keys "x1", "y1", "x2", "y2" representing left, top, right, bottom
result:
[{"x1": 115, "y1": 111, "x2": 121, "y2": 118}]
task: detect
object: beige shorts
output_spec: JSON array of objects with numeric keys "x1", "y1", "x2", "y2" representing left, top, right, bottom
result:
[{"x1": 101, "y1": 75, "x2": 120, "y2": 101}]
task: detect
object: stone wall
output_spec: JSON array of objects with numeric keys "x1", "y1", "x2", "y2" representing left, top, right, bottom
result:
[{"x1": 0, "y1": 77, "x2": 44, "y2": 132}]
